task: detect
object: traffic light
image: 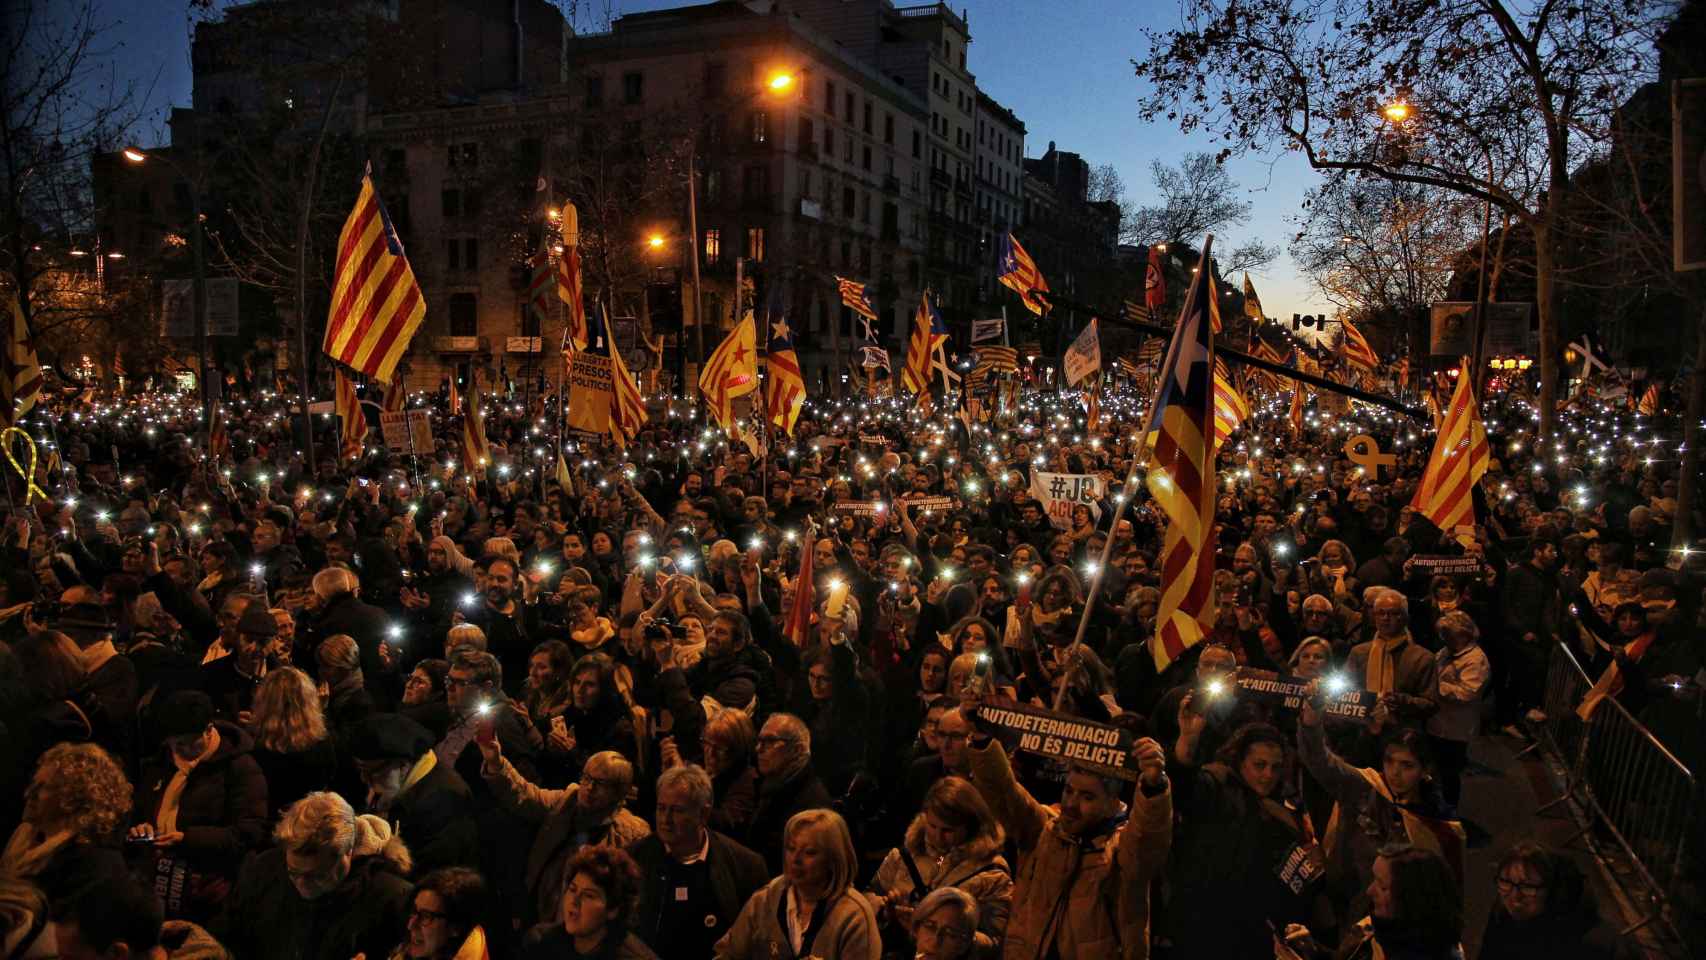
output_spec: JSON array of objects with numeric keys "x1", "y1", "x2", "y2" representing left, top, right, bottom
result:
[{"x1": 646, "y1": 280, "x2": 683, "y2": 332}]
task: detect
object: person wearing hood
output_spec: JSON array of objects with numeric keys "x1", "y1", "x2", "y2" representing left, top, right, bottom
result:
[
  {"x1": 128, "y1": 690, "x2": 269, "y2": 922},
  {"x1": 1477, "y1": 842, "x2": 1625, "y2": 960},
  {"x1": 965, "y1": 722, "x2": 1170, "y2": 960},
  {"x1": 349, "y1": 713, "x2": 479, "y2": 874},
  {"x1": 216, "y1": 792, "x2": 414, "y2": 960},
  {"x1": 869, "y1": 776, "x2": 1011, "y2": 957}
]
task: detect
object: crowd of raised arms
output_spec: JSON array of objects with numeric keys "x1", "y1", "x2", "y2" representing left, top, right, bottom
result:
[{"x1": 0, "y1": 375, "x2": 1697, "y2": 960}]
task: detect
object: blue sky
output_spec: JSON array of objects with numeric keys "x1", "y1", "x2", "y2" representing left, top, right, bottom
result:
[{"x1": 96, "y1": 0, "x2": 1328, "y2": 319}]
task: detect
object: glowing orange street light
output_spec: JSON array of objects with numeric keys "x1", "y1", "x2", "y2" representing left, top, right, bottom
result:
[
  {"x1": 767, "y1": 72, "x2": 795, "y2": 93},
  {"x1": 122, "y1": 147, "x2": 148, "y2": 163},
  {"x1": 1382, "y1": 101, "x2": 1411, "y2": 123},
  {"x1": 646, "y1": 234, "x2": 666, "y2": 250}
]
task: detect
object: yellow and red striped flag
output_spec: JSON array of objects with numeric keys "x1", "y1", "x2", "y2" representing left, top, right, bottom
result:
[
  {"x1": 335, "y1": 370, "x2": 368, "y2": 461},
  {"x1": 1143, "y1": 251, "x2": 1221, "y2": 671},
  {"x1": 836, "y1": 277, "x2": 878, "y2": 324},
  {"x1": 381, "y1": 380, "x2": 407, "y2": 414},
  {"x1": 2, "y1": 293, "x2": 43, "y2": 428},
  {"x1": 1635, "y1": 382, "x2": 1660, "y2": 416},
  {"x1": 460, "y1": 369, "x2": 490, "y2": 476},
  {"x1": 557, "y1": 203, "x2": 588, "y2": 353},
  {"x1": 1211, "y1": 359, "x2": 1251, "y2": 450},
  {"x1": 1409, "y1": 361, "x2": 1489, "y2": 536},
  {"x1": 208, "y1": 404, "x2": 229, "y2": 461},
  {"x1": 1241, "y1": 273, "x2": 1265, "y2": 324},
  {"x1": 901, "y1": 291, "x2": 945, "y2": 400},
  {"x1": 698, "y1": 314, "x2": 758, "y2": 433},
  {"x1": 1341, "y1": 317, "x2": 1379, "y2": 379},
  {"x1": 588, "y1": 308, "x2": 646, "y2": 449},
  {"x1": 322, "y1": 169, "x2": 427, "y2": 384},
  {"x1": 765, "y1": 316, "x2": 806, "y2": 436},
  {"x1": 997, "y1": 232, "x2": 1051, "y2": 315}
]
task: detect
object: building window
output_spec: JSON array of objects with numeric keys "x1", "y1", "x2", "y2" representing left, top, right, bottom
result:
[
  {"x1": 862, "y1": 145, "x2": 871, "y2": 171},
  {"x1": 703, "y1": 169, "x2": 722, "y2": 203},
  {"x1": 704, "y1": 228, "x2": 722, "y2": 265},
  {"x1": 441, "y1": 189, "x2": 460, "y2": 218},
  {"x1": 884, "y1": 113, "x2": 894, "y2": 144},
  {"x1": 622, "y1": 72, "x2": 643, "y2": 104},
  {"x1": 824, "y1": 127, "x2": 834, "y2": 159},
  {"x1": 747, "y1": 227, "x2": 765, "y2": 262},
  {"x1": 825, "y1": 80, "x2": 836, "y2": 112},
  {"x1": 742, "y1": 164, "x2": 770, "y2": 200},
  {"x1": 444, "y1": 237, "x2": 476, "y2": 270},
  {"x1": 912, "y1": 130, "x2": 921, "y2": 159},
  {"x1": 798, "y1": 116, "x2": 815, "y2": 151},
  {"x1": 842, "y1": 186, "x2": 855, "y2": 218},
  {"x1": 863, "y1": 101, "x2": 872, "y2": 134},
  {"x1": 386, "y1": 192, "x2": 410, "y2": 236},
  {"x1": 448, "y1": 143, "x2": 477, "y2": 167},
  {"x1": 448, "y1": 293, "x2": 477, "y2": 336},
  {"x1": 844, "y1": 91, "x2": 854, "y2": 121},
  {"x1": 584, "y1": 74, "x2": 603, "y2": 107},
  {"x1": 751, "y1": 110, "x2": 768, "y2": 144}
]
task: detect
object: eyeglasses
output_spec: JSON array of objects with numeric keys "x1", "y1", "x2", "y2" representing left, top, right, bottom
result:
[
  {"x1": 581, "y1": 773, "x2": 624, "y2": 793},
  {"x1": 445, "y1": 675, "x2": 483, "y2": 689},
  {"x1": 409, "y1": 907, "x2": 448, "y2": 923},
  {"x1": 755, "y1": 735, "x2": 791, "y2": 749},
  {"x1": 914, "y1": 918, "x2": 970, "y2": 943},
  {"x1": 1496, "y1": 877, "x2": 1545, "y2": 896}
]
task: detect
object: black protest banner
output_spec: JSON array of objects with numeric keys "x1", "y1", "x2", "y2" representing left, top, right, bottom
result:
[
  {"x1": 833, "y1": 500, "x2": 887, "y2": 516},
  {"x1": 1409, "y1": 555, "x2": 1482, "y2": 576},
  {"x1": 1233, "y1": 668, "x2": 1377, "y2": 723},
  {"x1": 974, "y1": 697, "x2": 1138, "y2": 781}
]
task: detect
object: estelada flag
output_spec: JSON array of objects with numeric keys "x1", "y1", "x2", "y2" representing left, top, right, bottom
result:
[{"x1": 699, "y1": 315, "x2": 758, "y2": 433}]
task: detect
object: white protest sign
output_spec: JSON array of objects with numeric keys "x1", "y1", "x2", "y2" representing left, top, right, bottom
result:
[
  {"x1": 1029, "y1": 471, "x2": 1104, "y2": 529},
  {"x1": 1063, "y1": 317, "x2": 1102, "y2": 386},
  {"x1": 380, "y1": 409, "x2": 433, "y2": 454}
]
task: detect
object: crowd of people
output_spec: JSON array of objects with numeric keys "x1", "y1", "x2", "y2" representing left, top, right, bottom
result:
[{"x1": 0, "y1": 371, "x2": 1697, "y2": 960}]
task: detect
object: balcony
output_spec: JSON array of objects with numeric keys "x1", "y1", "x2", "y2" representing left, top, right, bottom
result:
[
  {"x1": 883, "y1": 174, "x2": 901, "y2": 194},
  {"x1": 954, "y1": 176, "x2": 973, "y2": 199},
  {"x1": 929, "y1": 167, "x2": 951, "y2": 188}
]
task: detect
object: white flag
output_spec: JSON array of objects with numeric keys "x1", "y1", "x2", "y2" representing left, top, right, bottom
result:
[
  {"x1": 1063, "y1": 318, "x2": 1102, "y2": 386},
  {"x1": 970, "y1": 317, "x2": 1005, "y2": 343}
]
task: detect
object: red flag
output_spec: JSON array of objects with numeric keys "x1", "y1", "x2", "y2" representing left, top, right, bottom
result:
[
  {"x1": 1145, "y1": 245, "x2": 1167, "y2": 312},
  {"x1": 783, "y1": 534, "x2": 816, "y2": 647}
]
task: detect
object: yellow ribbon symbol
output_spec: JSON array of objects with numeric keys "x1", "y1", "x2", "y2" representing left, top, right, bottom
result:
[
  {"x1": 2, "y1": 427, "x2": 49, "y2": 504},
  {"x1": 1343, "y1": 433, "x2": 1396, "y2": 478}
]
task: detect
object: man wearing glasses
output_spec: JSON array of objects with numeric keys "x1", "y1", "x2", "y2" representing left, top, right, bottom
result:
[{"x1": 475, "y1": 724, "x2": 649, "y2": 930}]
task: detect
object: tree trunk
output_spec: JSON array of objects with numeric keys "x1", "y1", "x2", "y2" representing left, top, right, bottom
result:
[
  {"x1": 1533, "y1": 218, "x2": 1561, "y2": 443},
  {"x1": 1673, "y1": 300, "x2": 1706, "y2": 554}
]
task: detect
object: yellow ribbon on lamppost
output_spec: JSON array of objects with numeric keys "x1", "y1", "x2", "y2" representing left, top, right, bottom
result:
[{"x1": 2, "y1": 427, "x2": 49, "y2": 504}]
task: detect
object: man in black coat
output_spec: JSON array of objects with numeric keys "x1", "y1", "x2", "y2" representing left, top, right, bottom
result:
[
  {"x1": 304, "y1": 567, "x2": 392, "y2": 702},
  {"x1": 628, "y1": 764, "x2": 768, "y2": 959},
  {"x1": 348, "y1": 713, "x2": 479, "y2": 874},
  {"x1": 747, "y1": 712, "x2": 832, "y2": 873}
]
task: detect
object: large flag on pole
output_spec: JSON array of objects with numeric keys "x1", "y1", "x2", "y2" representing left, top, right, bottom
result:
[
  {"x1": 836, "y1": 277, "x2": 878, "y2": 324},
  {"x1": 1143, "y1": 239, "x2": 1221, "y2": 671},
  {"x1": 335, "y1": 370, "x2": 368, "y2": 461},
  {"x1": 901, "y1": 291, "x2": 945, "y2": 398},
  {"x1": 557, "y1": 202, "x2": 588, "y2": 353},
  {"x1": 460, "y1": 368, "x2": 489, "y2": 476},
  {"x1": 699, "y1": 314, "x2": 758, "y2": 433},
  {"x1": 996, "y1": 233, "x2": 1051, "y2": 315},
  {"x1": 1242, "y1": 273, "x2": 1265, "y2": 324},
  {"x1": 323, "y1": 167, "x2": 427, "y2": 383},
  {"x1": 1409, "y1": 362, "x2": 1490, "y2": 538},
  {"x1": 1145, "y1": 245, "x2": 1167, "y2": 313},
  {"x1": 1341, "y1": 317, "x2": 1379, "y2": 380},
  {"x1": 765, "y1": 314, "x2": 806, "y2": 436},
  {"x1": 2, "y1": 294, "x2": 43, "y2": 427},
  {"x1": 1211, "y1": 359, "x2": 1251, "y2": 450}
]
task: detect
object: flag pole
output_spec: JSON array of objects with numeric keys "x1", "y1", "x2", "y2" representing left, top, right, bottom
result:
[{"x1": 1052, "y1": 235, "x2": 1214, "y2": 713}]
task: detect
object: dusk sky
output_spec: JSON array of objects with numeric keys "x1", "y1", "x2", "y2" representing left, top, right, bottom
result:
[{"x1": 95, "y1": 0, "x2": 1329, "y2": 321}]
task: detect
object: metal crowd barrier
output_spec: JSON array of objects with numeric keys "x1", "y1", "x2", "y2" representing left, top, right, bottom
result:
[{"x1": 1528, "y1": 642, "x2": 1697, "y2": 938}]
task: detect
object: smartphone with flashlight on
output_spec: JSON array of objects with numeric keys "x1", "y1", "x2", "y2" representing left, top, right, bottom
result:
[{"x1": 475, "y1": 703, "x2": 496, "y2": 744}]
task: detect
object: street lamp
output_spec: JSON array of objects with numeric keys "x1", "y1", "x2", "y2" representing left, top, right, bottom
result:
[
  {"x1": 124, "y1": 145, "x2": 211, "y2": 437},
  {"x1": 682, "y1": 69, "x2": 801, "y2": 380},
  {"x1": 647, "y1": 233, "x2": 667, "y2": 250},
  {"x1": 1381, "y1": 101, "x2": 1411, "y2": 123}
]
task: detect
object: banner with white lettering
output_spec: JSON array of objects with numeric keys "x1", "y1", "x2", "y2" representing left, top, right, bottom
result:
[
  {"x1": 1029, "y1": 471, "x2": 1104, "y2": 529},
  {"x1": 970, "y1": 317, "x2": 1005, "y2": 343},
  {"x1": 974, "y1": 697, "x2": 1137, "y2": 781},
  {"x1": 1232, "y1": 668, "x2": 1376, "y2": 723}
]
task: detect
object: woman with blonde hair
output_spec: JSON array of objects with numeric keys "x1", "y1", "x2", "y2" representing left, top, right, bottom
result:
[
  {"x1": 248, "y1": 666, "x2": 337, "y2": 819},
  {"x1": 870, "y1": 777, "x2": 1010, "y2": 956},
  {"x1": 716, "y1": 808, "x2": 880, "y2": 960},
  {"x1": 5, "y1": 743, "x2": 131, "y2": 901}
]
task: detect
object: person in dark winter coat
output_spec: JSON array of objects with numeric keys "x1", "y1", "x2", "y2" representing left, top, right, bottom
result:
[
  {"x1": 215, "y1": 792, "x2": 415, "y2": 960},
  {"x1": 304, "y1": 568, "x2": 393, "y2": 703},
  {"x1": 348, "y1": 712, "x2": 479, "y2": 874},
  {"x1": 746, "y1": 713, "x2": 833, "y2": 873},
  {"x1": 128, "y1": 691, "x2": 269, "y2": 921},
  {"x1": 627, "y1": 765, "x2": 768, "y2": 958},
  {"x1": 1478, "y1": 843, "x2": 1627, "y2": 960},
  {"x1": 521, "y1": 843, "x2": 659, "y2": 959},
  {"x1": 247, "y1": 667, "x2": 338, "y2": 820}
]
